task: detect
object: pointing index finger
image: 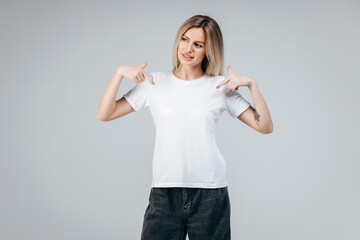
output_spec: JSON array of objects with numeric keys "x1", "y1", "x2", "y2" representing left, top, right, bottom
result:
[
  {"x1": 143, "y1": 71, "x2": 155, "y2": 85},
  {"x1": 216, "y1": 77, "x2": 229, "y2": 89}
]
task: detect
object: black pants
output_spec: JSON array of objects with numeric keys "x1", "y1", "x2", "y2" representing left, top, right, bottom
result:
[{"x1": 141, "y1": 186, "x2": 231, "y2": 240}]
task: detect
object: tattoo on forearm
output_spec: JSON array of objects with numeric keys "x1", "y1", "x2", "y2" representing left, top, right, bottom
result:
[{"x1": 254, "y1": 107, "x2": 260, "y2": 122}]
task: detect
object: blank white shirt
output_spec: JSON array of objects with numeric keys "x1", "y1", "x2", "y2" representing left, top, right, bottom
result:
[{"x1": 123, "y1": 71, "x2": 251, "y2": 188}]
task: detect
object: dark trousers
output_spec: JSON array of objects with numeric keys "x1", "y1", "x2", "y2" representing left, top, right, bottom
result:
[{"x1": 141, "y1": 186, "x2": 231, "y2": 240}]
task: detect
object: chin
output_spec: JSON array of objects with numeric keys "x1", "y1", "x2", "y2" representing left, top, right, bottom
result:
[{"x1": 180, "y1": 61, "x2": 196, "y2": 66}]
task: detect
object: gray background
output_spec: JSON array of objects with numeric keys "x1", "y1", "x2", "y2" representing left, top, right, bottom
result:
[{"x1": 1, "y1": 0, "x2": 359, "y2": 239}]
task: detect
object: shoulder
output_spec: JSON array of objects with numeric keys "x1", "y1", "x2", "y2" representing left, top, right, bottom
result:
[
  {"x1": 204, "y1": 74, "x2": 225, "y2": 84},
  {"x1": 214, "y1": 74, "x2": 226, "y2": 82},
  {"x1": 209, "y1": 75, "x2": 227, "y2": 89},
  {"x1": 149, "y1": 71, "x2": 171, "y2": 82},
  {"x1": 140, "y1": 71, "x2": 163, "y2": 87},
  {"x1": 146, "y1": 71, "x2": 174, "y2": 86},
  {"x1": 134, "y1": 71, "x2": 169, "y2": 90},
  {"x1": 150, "y1": 71, "x2": 170, "y2": 77}
]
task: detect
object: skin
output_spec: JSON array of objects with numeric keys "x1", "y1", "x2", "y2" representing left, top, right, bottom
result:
[
  {"x1": 173, "y1": 27, "x2": 273, "y2": 134},
  {"x1": 172, "y1": 27, "x2": 207, "y2": 80},
  {"x1": 98, "y1": 27, "x2": 273, "y2": 134},
  {"x1": 96, "y1": 61, "x2": 154, "y2": 121},
  {"x1": 216, "y1": 66, "x2": 273, "y2": 134}
]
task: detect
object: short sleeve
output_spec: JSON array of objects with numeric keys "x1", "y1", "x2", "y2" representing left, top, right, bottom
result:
[
  {"x1": 224, "y1": 87, "x2": 251, "y2": 118},
  {"x1": 123, "y1": 73, "x2": 153, "y2": 112}
]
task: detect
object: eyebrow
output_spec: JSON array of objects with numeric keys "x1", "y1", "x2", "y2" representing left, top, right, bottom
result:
[{"x1": 183, "y1": 35, "x2": 205, "y2": 44}]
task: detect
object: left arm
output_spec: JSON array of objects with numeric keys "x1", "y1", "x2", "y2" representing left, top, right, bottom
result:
[
  {"x1": 216, "y1": 66, "x2": 273, "y2": 134},
  {"x1": 237, "y1": 79, "x2": 273, "y2": 134}
]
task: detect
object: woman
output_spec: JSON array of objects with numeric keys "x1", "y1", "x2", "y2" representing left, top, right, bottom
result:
[{"x1": 97, "y1": 15, "x2": 273, "y2": 240}]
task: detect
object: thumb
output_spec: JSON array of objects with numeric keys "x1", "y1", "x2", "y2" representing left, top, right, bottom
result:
[
  {"x1": 140, "y1": 61, "x2": 148, "y2": 69},
  {"x1": 228, "y1": 65, "x2": 233, "y2": 74}
]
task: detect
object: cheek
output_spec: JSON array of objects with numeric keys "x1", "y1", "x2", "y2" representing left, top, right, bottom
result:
[
  {"x1": 196, "y1": 49, "x2": 206, "y2": 57},
  {"x1": 178, "y1": 42, "x2": 186, "y2": 49}
]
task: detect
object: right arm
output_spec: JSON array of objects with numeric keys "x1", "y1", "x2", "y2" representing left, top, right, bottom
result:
[
  {"x1": 97, "y1": 67, "x2": 134, "y2": 121},
  {"x1": 97, "y1": 61, "x2": 154, "y2": 121}
]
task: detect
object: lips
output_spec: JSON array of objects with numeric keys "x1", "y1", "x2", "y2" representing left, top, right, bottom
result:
[{"x1": 182, "y1": 53, "x2": 194, "y2": 59}]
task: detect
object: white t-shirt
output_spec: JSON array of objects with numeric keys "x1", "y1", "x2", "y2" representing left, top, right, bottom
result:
[{"x1": 123, "y1": 70, "x2": 251, "y2": 188}]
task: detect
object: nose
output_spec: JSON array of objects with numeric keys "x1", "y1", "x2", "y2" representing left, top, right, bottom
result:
[{"x1": 185, "y1": 42, "x2": 193, "y2": 53}]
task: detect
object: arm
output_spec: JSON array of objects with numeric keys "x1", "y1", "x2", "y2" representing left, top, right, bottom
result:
[
  {"x1": 237, "y1": 79, "x2": 273, "y2": 134},
  {"x1": 97, "y1": 67, "x2": 134, "y2": 121}
]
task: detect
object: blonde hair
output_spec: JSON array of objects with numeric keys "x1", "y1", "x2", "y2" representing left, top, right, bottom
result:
[{"x1": 172, "y1": 15, "x2": 224, "y2": 77}]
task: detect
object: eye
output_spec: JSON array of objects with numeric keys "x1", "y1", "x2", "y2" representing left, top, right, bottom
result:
[{"x1": 182, "y1": 37, "x2": 203, "y2": 48}]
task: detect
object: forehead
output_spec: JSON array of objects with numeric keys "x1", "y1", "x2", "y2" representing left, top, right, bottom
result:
[{"x1": 183, "y1": 27, "x2": 206, "y2": 42}]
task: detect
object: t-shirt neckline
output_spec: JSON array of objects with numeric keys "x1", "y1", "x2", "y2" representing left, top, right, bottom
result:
[{"x1": 170, "y1": 70, "x2": 207, "y2": 84}]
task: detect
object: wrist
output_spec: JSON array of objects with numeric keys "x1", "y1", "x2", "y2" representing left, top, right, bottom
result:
[
  {"x1": 115, "y1": 66, "x2": 124, "y2": 78},
  {"x1": 248, "y1": 78, "x2": 255, "y2": 89}
]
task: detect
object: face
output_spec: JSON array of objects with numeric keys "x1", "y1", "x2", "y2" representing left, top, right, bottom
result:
[{"x1": 177, "y1": 27, "x2": 207, "y2": 67}]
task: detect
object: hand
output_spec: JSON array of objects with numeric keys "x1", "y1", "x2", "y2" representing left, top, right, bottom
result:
[
  {"x1": 116, "y1": 61, "x2": 155, "y2": 85},
  {"x1": 216, "y1": 66, "x2": 253, "y2": 91}
]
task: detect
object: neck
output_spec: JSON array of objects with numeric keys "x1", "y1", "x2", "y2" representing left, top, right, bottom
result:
[{"x1": 173, "y1": 65, "x2": 204, "y2": 80}]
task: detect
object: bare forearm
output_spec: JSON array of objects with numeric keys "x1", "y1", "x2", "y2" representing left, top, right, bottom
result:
[
  {"x1": 97, "y1": 68, "x2": 123, "y2": 121},
  {"x1": 248, "y1": 79, "x2": 273, "y2": 133}
]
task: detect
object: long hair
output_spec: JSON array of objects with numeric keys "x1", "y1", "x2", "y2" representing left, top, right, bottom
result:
[{"x1": 172, "y1": 15, "x2": 224, "y2": 77}]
